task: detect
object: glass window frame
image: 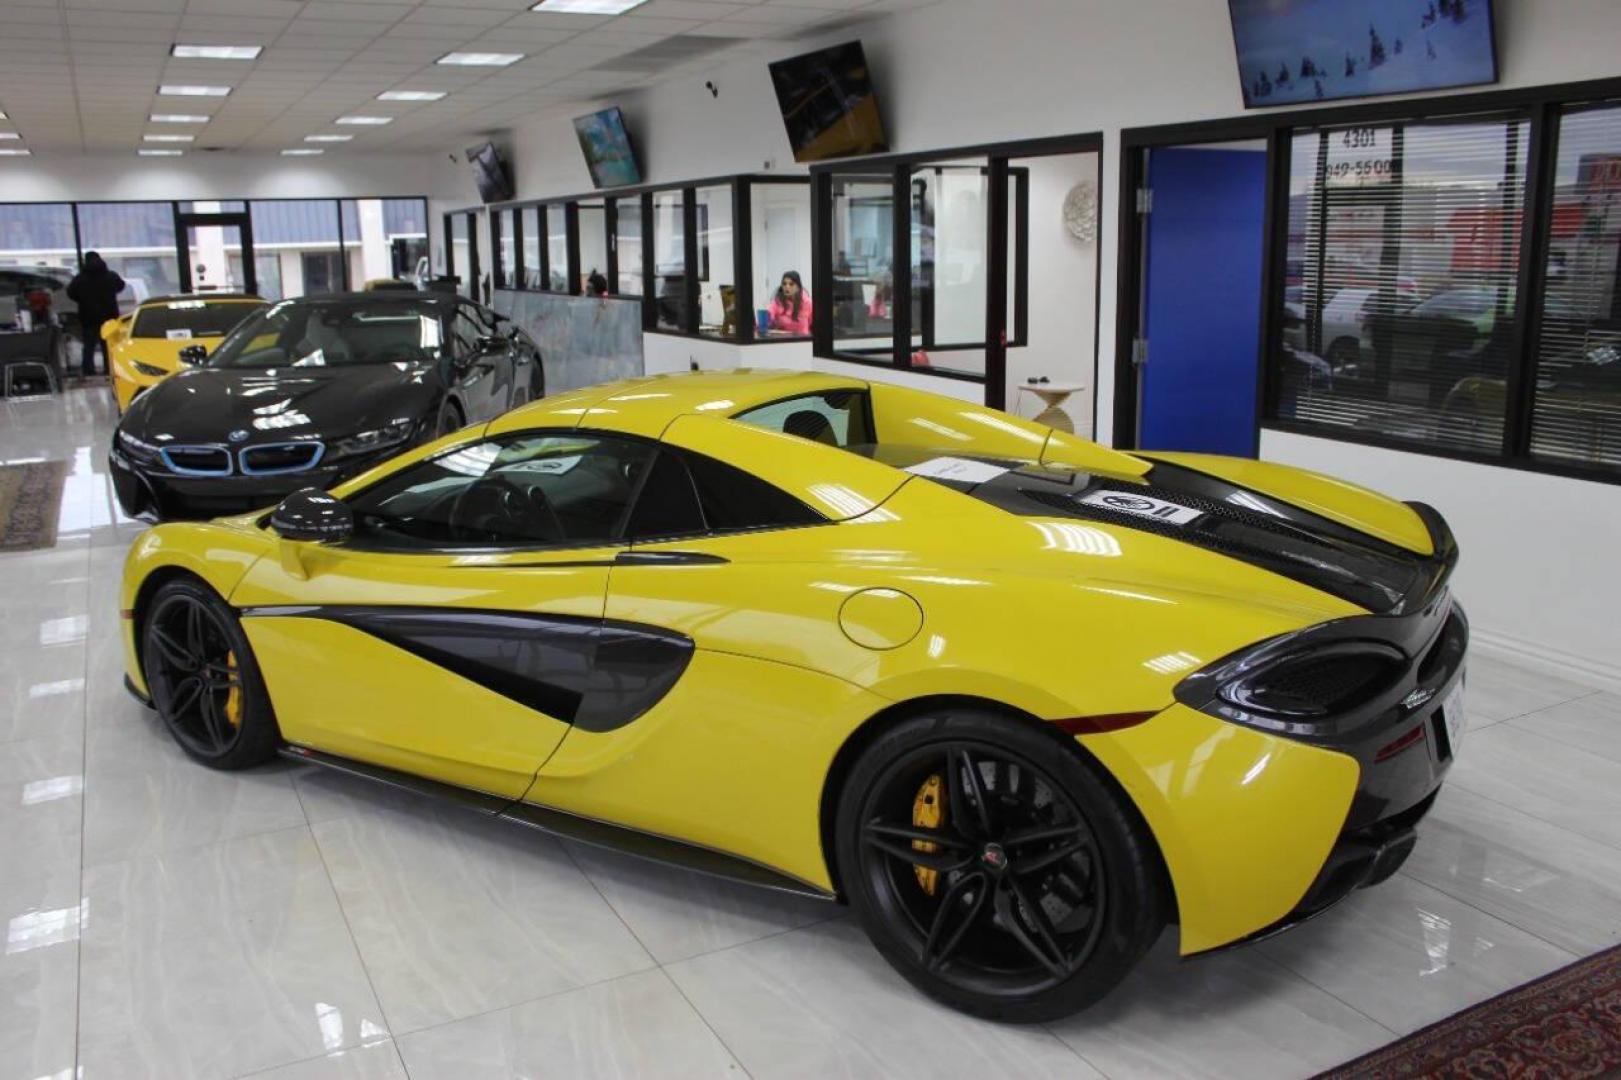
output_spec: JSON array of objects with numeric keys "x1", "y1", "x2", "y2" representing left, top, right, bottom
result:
[
  {"x1": 810, "y1": 153, "x2": 1036, "y2": 388},
  {"x1": 484, "y1": 175, "x2": 813, "y2": 342}
]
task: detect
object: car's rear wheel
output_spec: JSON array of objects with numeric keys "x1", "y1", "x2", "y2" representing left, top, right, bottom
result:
[
  {"x1": 434, "y1": 398, "x2": 466, "y2": 439},
  {"x1": 835, "y1": 708, "x2": 1166, "y2": 1022},
  {"x1": 141, "y1": 578, "x2": 279, "y2": 769}
]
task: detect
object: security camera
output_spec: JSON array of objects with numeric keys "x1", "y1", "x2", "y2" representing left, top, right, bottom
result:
[{"x1": 705, "y1": 81, "x2": 718, "y2": 98}]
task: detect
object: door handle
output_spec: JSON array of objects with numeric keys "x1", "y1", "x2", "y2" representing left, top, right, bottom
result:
[{"x1": 613, "y1": 551, "x2": 728, "y2": 566}]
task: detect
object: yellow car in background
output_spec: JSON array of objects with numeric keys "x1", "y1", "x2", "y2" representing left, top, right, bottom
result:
[
  {"x1": 117, "y1": 370, "x2": 1465, "y2": 1021},
  {"x1": 106, "y1": 294, "x2": 267, "y2": 412}
]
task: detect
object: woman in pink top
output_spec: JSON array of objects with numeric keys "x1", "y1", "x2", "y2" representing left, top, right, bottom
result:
[{"x1": 766, "y1": 270, "x2": 813, "y2": 335}]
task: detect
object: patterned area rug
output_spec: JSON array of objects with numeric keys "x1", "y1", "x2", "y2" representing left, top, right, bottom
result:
[
  {"x1": 1316, "y1": 944, "x2": 1621, "y2": 1079},
  {"x1": 0, "y1": 460, "x2": 69, "y2": 552}
]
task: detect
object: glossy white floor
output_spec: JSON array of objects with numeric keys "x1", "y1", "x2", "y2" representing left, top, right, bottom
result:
[{"x1": 4, "y1": 386, "x2": 1621, "y2": 1080}]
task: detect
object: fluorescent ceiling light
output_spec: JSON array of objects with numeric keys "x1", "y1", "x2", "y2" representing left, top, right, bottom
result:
[
  {"x1": 0, "y1": 148, "x2": 30, "y2": 156},
  {"x1": 281, "y1": 148, "x2": 323, "y2": 156},
  {"x1": 304, "y1": 134, "x2": 353, "y2": 142},
  {"x1": 436, "y1": 52, "x2": 524, "y2": 67},
  {"x1": 0, "y1": 111, "x2": 7, "y2": 120},
  {"x1": 0, "y1": 133, "x2": 18, "y2": 140},
  {"x1": 143, "y1": 134, "x2": 195, "y2": 143},
  {"x1": 378, "y1": 90, "x2": 446, "y2": 102},
  {"x1": 531, "y1": 0, "x2": 648, "y2": 12},
  {"x1": 138, "y1": 149, "x2": 183, "y2": 157},
  {"x1": 171, "y1": 44, "x2": 262, "y2": 60},
  {"x1": 150, "y1": 113, "x2": 208, "y2": 123},
  {"x1": 159, "y1": 85, "x2": 232, "y2": 97},
  {"x1": 336, "y1": 115, "x2": 392, "y2": 125}
]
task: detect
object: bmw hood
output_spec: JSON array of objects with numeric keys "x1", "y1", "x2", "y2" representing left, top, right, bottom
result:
[{"x1": 120, "y1": 362, "x2": 439, "y2": 446}]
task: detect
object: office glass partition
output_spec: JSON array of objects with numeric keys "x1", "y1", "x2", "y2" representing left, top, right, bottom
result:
[
  {"x1": 579, "y1": 201, "x2": 608, "y2": 295},
  {"x1": 652, "y1": 190, "x2": 689, "y2": 331},
  {"x1": 494, "y1": 208, "x2": 516, "y2": 289},
  {"x1": 695, "y1": 184, "x2": 735, "y2": 338},
  {"x1": 751, "y1": 183, "x2": 813, "y2": 339},
  {"x1": 517, "y1": 207, "x2": 540, "y2": 289},
  {"x1": 546, "y1": 205, "x2": 568, "y2": 291},
  {"x1": 911, "y1": 163, "x2": 989, "y2": 376},
  {"x1": 614, "y1": 196, "x2": 644, "y2": 297},
  {"x1": 76, "y1": 202, "x2": 183, "y2": 304},
  {"x1": 449, "y1": 214, "x2": 471, "y2": 297},
  {"x1": 830, "y1": 175, "x2": 894, "y2": 359}
]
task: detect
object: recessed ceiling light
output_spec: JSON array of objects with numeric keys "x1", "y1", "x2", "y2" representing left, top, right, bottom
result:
[
  {"x1": 0, "y1": 111, "x2": 7, "y2": 120},
  {"x1": 159, "y1": 85, "x2": 232, "y2": 97},
  {"x1": 304, "y1": 134, "x2": 353, "y2": 142},
  {"x1": 531, "y1": 0, "x2": 647, "y2": 12},
  {"x1": 377, "y1": 90, "x2": 446, "y2": 102},
  {"x1": 0, "y1": 133, "x2": 18, "y2": 140},
  {"x1": 436, "y1": 52, "x2": 524, "y2": 67},
  {"x1": 336, "y1": 115, "x2": 392, "y2": 125},
  {"x1": 171, "y1": 44, "x2": 263, "y2": 60},
  {"x1": 150, "y1": 113, "x2": 209, "y2": 123},
  {"x1": 281, "y1": 148, "x2": 323, "y2": 156},
  {"x1": 138, "y1": 149, "x2": 183, "y2": 157},
  {"x1": 0, "y1": 148, "x2": 30, "y2": 156},
  {"x1": 143, "y1": 134, "x2": 195, "y2": 143}
]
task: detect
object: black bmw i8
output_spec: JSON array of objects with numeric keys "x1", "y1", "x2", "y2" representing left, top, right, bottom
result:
[{"x1": 110, "y1": 292, "x2": 544, "y2": 520}]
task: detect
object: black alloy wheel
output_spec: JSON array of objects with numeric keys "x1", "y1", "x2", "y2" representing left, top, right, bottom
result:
[
  {"x1": 141, "y1": 578, "x2": 279, "y2": 768},
  {"x1": 434, "y1": 398, "x2": 465, "y2": 440},
  {"x1": 837, "y1": 711, "x2": 1165, "y2": 1022}
]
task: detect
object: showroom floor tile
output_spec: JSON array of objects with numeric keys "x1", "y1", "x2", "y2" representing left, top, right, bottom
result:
[{"x1": 5, "y1": 386, "x2": 1621, "y2": 1079}]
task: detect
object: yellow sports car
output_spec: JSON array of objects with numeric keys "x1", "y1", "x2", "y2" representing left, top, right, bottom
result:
[
  {"x1": 118, "y1": 370, "x2": 1465, "y2": 1021},
  {"x1": 106, "y1": 293, "x2": 267, "y2": 412}
]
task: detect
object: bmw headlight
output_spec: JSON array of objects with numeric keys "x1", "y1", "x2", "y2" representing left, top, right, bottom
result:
[
  {"x1": 132, "y1": 361, "x2": 168, "y2": 377},
  {"x1": 116, "y1": 429, "x2": 160, "y2": 459},
  {"x1": 329, "y1": 418, "x2": 417, "y2": 459}
]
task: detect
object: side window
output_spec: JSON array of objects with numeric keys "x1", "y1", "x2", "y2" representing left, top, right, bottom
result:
[
  {"x1": 685, "y1": 452, "x2": 824, "y2": 531},
  {"x1": 733, "y1": 390, "x2": 874, "y2": 448},
  {"x1": 448, "y1": 307, "x2": 482, "y2": 359},
  {"x1": 623, "y1": 451, "x2": 706, "y2": 541},
  {"x1": 346, "y1": 433, "x2": 655, "y2": 549}
]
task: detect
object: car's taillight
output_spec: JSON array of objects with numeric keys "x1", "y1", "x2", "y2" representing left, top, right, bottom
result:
[{"x1": 1216, "y1": 643, "x2": 1406, "y2": 721}]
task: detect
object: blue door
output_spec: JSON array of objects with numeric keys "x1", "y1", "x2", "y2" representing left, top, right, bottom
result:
[{"x1": 1138, "y1": 146, "x2": 1269, "y2": 457}]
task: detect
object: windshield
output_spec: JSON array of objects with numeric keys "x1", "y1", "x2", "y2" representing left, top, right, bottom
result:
[
  {"x1": 132, "y1": 300, "x2": 265, "y2": 340},
  {"x1": 207, "y1": 298, "x2": 447, "y2": 369}
]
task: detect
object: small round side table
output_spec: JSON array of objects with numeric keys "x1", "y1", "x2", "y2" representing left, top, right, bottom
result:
[{"x1": 1017, "y1": 382, "x2": 1085, "y2": 432}]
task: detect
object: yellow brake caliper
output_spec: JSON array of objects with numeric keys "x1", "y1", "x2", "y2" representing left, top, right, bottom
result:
[
  {"x1": 913, "y1": 773, "x2": 946, "y2": 896},
  {"x1": 223, "y1": 651, "x2": 242, "y2": 728}
]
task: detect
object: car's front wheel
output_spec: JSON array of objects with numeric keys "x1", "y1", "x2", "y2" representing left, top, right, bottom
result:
[
  {"x1": 835, "y1": 708, "x2": 1167, "y2": 1022},
  {"x1": 140, "y1": 577, "x2": 280, "y2": 769}
]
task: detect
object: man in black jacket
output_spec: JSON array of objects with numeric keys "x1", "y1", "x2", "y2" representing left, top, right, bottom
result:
[{"x1": 66, "y1": 251, "x2": 125, "y2": 376}]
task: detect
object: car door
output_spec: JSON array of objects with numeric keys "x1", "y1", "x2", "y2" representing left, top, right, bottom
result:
[{"x1": 229, "y1": 429, "x2": 660, "y2": 799}]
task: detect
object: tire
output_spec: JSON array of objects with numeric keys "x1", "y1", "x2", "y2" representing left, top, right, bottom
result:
[
  {"x1": 834, "y1": 708, "x2": 1166, "y2": 1023},
  {"x1": 140, "y1": 577, "x2": 280, "y2": 769},
  {"x1": 433, "y1": 398, "x2": 466, "y2": 439}
]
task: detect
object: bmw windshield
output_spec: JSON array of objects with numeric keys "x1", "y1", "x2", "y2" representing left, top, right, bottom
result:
[{"x1": 207, "y1": 298, "x2": 447, "y2": 369}]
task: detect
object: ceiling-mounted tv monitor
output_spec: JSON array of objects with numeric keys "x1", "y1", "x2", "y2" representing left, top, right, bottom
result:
[
  {"x1": 466, "y1": 141, "x2": 514, "y2": 203},
  {"x1": 573, "y1": 107, "x2": 642, "y2": 189},
  {"x1": 767, "y1": 40, "x2": 888, "y2": 163},
  {"x1": 1228, "y1": 0, "x2": 1498, "y2": 109}
]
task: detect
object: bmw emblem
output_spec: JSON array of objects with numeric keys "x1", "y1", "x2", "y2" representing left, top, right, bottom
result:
[{"x1": 228, "y1": 429, "x2": 250, "y2": 443}]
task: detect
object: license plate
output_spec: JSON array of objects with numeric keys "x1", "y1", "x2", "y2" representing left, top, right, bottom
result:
[{"x1": 1443, "y1": 680, "x2": 1466, "y2": 755}]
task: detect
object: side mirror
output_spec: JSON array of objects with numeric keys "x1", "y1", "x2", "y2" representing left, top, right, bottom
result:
[
  {"x1": 100, "y1": 318, "x2": 125, "y2": 342},
  {"x1": 474, "y1": 333, "x2": 505, "y2": 354},
  {"x1": 269, "y1": 487, "x2": 353, "y2": 543},
  {"x1": 178, "y1": 343, "x2": 208, "y2": 365}
]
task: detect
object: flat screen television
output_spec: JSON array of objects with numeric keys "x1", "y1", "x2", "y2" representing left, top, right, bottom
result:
[
  {"x1": 466, "y1": 142, "x2": 514, "y2": 203},
  {"x1": 1227, "y1": 0, "x2": 1498, "y2": 109},
  {"x1": 767, "y1": 40, "x2": 888, "y2": 163},
  {"x1": 573, "y1": 107, "x2": 642, "y2": 189}
]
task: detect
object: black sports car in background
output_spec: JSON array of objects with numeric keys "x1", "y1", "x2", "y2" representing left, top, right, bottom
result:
[{"x1": 110, "y1": 293, "x2": 544, "y2": 520}]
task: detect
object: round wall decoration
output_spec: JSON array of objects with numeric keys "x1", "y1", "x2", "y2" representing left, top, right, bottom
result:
[{"x1": 1062, "y1": 180, "x2": 1098, "y2": 244}]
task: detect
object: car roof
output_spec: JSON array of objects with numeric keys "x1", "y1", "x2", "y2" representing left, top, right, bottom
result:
[
  {"x1": 138, "y1": 293, "x2": 265, "y2": 308},
  {"x1": 487, "y1": 368, "x2": 870, "y2": 439}
]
